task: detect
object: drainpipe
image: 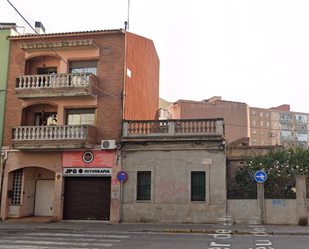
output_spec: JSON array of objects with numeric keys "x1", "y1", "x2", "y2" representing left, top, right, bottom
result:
[{"x1": 0, "y1": 150, "x2": 8, "y2": 220}]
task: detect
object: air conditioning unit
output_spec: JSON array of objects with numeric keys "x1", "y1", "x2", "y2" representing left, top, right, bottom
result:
[{"x1": 101, "y1": 140, "x2": 116, "y2": 150}]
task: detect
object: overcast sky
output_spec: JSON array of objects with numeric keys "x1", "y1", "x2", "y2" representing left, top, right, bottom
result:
[{"x1": 2, "y1": 0, "x2": 309, "y2": 112}]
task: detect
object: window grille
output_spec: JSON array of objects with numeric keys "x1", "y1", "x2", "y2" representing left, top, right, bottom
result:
[
  {"x1": 12, "y1": 169, "x2": 23, "y2": 205},
  {"x1": 191, "y1": 171, "x2": 205, "y2": 201},
  {"x1": 137, "y1": 171, "x2": 151, "y2": 200}
]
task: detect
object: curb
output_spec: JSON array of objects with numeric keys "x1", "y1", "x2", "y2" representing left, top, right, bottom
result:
[{"x1": 163, "y1": 229, "x2": 260, "y2": 235}]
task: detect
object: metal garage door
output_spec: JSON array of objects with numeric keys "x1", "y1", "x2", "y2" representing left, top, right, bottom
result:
[{"x1": 63, "y1": 177, "x2": 111, "y2": 220}]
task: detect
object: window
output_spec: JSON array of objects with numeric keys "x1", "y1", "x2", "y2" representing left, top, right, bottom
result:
[
  {"x1": 191, "y1": 171, "x2": 205, "y2": 201},
  {"x1": 260, "y1": 121, "x2": 264, "y2": 126},
  {"x1": 252, "y1": 120, "x2": 256, "y2": 125},
  {"x1": 252, "y1": 111, "x2": 256, "y2": 116},
  {"x1": 137, "y1": 171, "x2": 151, "y2": 200},
  {"x1": 261, "y1": 131, "x2": 264, "y2": 135},
  {"x1": 66, "y1": 109, "x2": 96, "y2": 126},
  {"x1": 70, "y1": 61, "x2": 98, "y2": 75},
  {"x1": 253, "y1": 140, "x2": 257, "y2": 144},
  {"x1": 12, "y1": 169, "x2": 23, "y2": 205},
  {"x1": 253, "y1": 130, "x2": 256, "y2": 135},
  {"x1": 260, "y1": 112, "x2": 263, "y2": 117},
  {"x1": 274, "y1": 113, "x2": 277, "y2": 118},
  {"x1": 266, "y1": 113, "x2": 269, "y2": 118},
  {"x1": 266, "y1": 122, "x2": 269, "y2": 127},
  {"x1": 275, "y1": 122, "x2": 278, "y2": 126}
]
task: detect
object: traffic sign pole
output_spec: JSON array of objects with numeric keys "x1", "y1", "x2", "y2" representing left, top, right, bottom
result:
[
  {"x1": 258, "y1": 183, "x2": 264, "y2": 225},
  {"x1": 254, "y1": 170, "x2": 267, "y2": 225},
  {"x1": 116, "y1": 171, "x2": 128, "y2": 223},
  {"x1": 120, "y1": 181, "x2": 123, "y2": 222}
]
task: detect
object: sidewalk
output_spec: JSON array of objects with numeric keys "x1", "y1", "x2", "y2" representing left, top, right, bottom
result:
[{"x1": 0, "y1": 219, "x2": 308, "y2": 236}]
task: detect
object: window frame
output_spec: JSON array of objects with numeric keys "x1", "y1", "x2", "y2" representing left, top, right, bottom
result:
[
  {"x1": 11, "y1": 169, "x2": 23, "y2": 205},
  {"x1": 70, "y1": 60, "x2": 98, "y2": 75},
  {"x1": 191, "y1": 171, "x2": 206, "y2": 202},
  {"x1": 136, "y1": 171, "x2": 151, "y2": 201},
  {"x1": 66, "y1": 108, "x2": 96, "y2": 126}
]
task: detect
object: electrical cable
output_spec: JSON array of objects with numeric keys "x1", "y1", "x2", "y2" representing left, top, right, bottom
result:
[{"x1": 7, "y1": 0, "x2": 121, "y2": 99}]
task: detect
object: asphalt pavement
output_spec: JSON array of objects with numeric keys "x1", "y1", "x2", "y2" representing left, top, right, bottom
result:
[{"x1": 0, "y1": 219, "x2": 308, "y2": 236}]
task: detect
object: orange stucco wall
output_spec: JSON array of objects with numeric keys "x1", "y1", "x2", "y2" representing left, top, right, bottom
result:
[{"x1": 124, "y1": 32, "x2": 159, "y2": 120}]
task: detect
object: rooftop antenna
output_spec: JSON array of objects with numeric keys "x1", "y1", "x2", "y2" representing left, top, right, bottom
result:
[{"x1": 127, "y1": 0, "x2": 130, "y2": 30}]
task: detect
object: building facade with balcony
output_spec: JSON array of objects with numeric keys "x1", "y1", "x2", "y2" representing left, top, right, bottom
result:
[
  {"x1": 250, "y1": 105, "x2": 309, "y2": 148},
  {"x1": 0, "y1": 27, "x2": 159, "y2": 221},
  {"x1": 165, "y1": 96, "x2": 309, "y2": 148},
  {"x1": 121, "y1": 119, "x2": 226, "y2": 223}
]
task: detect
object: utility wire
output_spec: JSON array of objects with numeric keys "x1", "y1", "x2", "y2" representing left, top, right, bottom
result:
[{"x1": 7, "y1": 0, "x2": 121, "y2": 99}]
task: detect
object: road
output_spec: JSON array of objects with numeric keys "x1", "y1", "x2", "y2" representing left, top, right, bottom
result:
[{"x1": 0, "y1": 229, "x2": 308, "y2": 248}]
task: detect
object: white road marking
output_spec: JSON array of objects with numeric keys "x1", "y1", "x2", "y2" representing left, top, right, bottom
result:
[
  {"x1": 0, "y1": 232, "x2": 130, "y2": 248},
  {"x1": 24, "y1": 232, "x2": 130, "y2": 238},
  {"x1": 0, "y1": 246, "x2": 103, "y2": 249},
  {"x1": 0, "y1": 240, "x2": 113, "y2": 247},
  {"x1": 1, "y1": 236, "x2": 121, "y2": 243}
]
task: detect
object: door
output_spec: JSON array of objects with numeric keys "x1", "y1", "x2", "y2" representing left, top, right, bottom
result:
[
  {"x1": 23, "y1": 178, "x2": 35, "y2": 216},
  {"x1": 34, "y1": 180, "x2": 54, "y2": 216},
  {"x1": 63, "y1": 177, "x2": 111, "y2": 220}
]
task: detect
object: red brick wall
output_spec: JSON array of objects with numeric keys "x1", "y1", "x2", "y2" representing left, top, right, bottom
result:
[
  {"x1": 3, "y1": 32, "x2": 125, "y2": 146},
  {"x1": 94, "y1": 33, "x2": 125, "y2": 143},
  {"x1": 124, "y1": 32, "x2": 159, "y2": 120},
  {"x1": 4, "y1": 30, "x2": 160, "y2": 147},
  {"x1": 3, "y1": 40, "x2": 24, "y2": 146}
]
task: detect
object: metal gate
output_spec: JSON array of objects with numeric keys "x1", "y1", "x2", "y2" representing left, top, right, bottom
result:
[{"x1": 63, "y1": 177, "x2": 111, "y2": 220}]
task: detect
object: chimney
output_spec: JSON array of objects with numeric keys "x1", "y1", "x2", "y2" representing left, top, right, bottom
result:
[{"x1": 35, "y1": 21, "x2": 45, "y2": 34}]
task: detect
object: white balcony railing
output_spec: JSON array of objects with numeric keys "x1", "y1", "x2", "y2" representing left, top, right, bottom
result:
[
  {"x1": 16, "y1": 73, "x2": 91, "y2": 89},
  {"x1": 12, "y1": 125, "x2": 87, "y2": 140},
  {"x1": 123, "y1": 119, "x2": 224, "y2": 137}
]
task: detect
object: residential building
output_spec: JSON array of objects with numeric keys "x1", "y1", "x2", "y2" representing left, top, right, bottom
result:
[
  {"x1": 250, "y1": 105, "x2": 309, "y2": 148},
  {"x1": 121, "y1": 119, "x2": 226, "y2": 223},
  {"x1": 166, "y1": 96, "x2": 309, "y2": 148},
  {"x1": 158, "y1": 97, "x2": 172, "y2": 119},
  {"x1": 0, "y1": 24, "x2": 159, "y2": 221},
  {"x1": 167, "y1": 97, "x2": 250, "y2": 145}
]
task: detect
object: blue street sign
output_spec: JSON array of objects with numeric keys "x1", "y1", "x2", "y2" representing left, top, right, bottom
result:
[
  {"x1": 254, "y1": 171, "x2": 267, "y2": 183},
  {"x1": 117, "y1": 171, "x2": 128, "y2": 183}
]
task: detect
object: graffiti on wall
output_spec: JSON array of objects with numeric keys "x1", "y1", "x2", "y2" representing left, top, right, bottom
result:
[
  {"x1": 272, "y1": 199, "x2": 286, "y2": 208},
  {"x1": 156, "y1": 180, "x2": 187, "y2": 201}
]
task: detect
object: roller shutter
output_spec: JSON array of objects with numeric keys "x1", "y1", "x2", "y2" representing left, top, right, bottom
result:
[{"x1": 63, "y1": 177, "x2": 111, "y2": 220}]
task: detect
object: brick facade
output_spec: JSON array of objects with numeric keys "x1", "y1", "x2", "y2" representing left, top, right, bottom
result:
[{"x1": 1, "y1": 29, "x2": 159, "y2": 221}]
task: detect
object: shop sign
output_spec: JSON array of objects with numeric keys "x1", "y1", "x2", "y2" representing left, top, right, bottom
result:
[
  {"x1": 62, "y1": 151, "x2": 114, "y2": 168},
  {"x1": 63, "y1": 167, "x2": 112, "y2": 177}
]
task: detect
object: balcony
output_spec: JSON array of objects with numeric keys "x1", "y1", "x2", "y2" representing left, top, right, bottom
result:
[
  {"x1": 279, "y1": 125, "x2": 293, "y2": 131},
  {"x1": 295, "y1": 119, "x2": 307, "y2": 124},
  {"x1": 122, "y1": 119, "x2": 224, "y2": 142},
  {"x1": 11, "y1": 125, "x2": 96, "y2": 150},
  {"x1": 15, "y1": 73, "x2": 98, "y2": 99},
  {"x1": 279, "y1": 117, "x2": 291, "y2": 123}
]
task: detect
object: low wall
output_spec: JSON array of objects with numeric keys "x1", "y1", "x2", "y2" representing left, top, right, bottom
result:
[
  {"x1": 265, "y1": 199, "x2": 297, "y2": 225},
  {"x1": 227, "y1": 199, "x2": 298, "y2": 225}
]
